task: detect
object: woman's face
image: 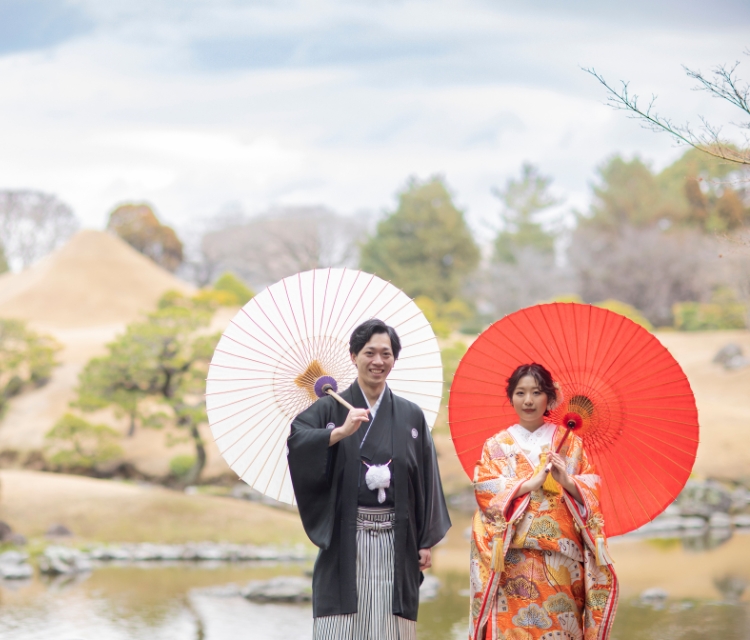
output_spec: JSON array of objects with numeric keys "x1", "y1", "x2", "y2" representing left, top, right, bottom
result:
[{"x1": 510, "y1": 374, "x2": 549, "y2": 428}]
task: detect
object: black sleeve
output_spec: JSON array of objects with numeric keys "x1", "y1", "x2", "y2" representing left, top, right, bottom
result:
[
  {"x1": 418, "y1": 414, "x2": 452, "y2": 549},
  {"x1": 287, "y1": 399, "x2": 339, "y2": 550}
]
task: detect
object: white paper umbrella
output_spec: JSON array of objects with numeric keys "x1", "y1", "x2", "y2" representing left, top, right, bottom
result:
[{"x1": 206, "y1": 268, "x2": 443, "y2": 504}]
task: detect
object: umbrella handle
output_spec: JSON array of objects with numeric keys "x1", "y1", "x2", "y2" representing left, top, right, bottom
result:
[
  {"x1": 321, "y1": 384, "x2": 356, "y2": 411},
  {"x1": 544, "y1": 427, "x2": 574, "y2": 473}
]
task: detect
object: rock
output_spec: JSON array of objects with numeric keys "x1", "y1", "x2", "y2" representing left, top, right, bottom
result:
[
  {"x1": 447, "y1": 489, "x2": 479, "y2": 514},
  {"x1": 731, "y1": 487, "x2": 750, "y2": 511},
  {"x1": 194, "y1": 544, "x2": 232, "y2": 561},
  {"x1": 675, "y1": 480, "x2": 732, "y2": 518},
  {"x1": 38, "y1": 546, "x2": 92, "y2": 575},
  {"x1": 0, "y1": 550, "x2": 28, "y2": 564},
  {"x1": 725, "y1": 355, "x2": 750, "y2": 370},
  {"x1": 0, "y1": 550, "x2": 33, "y2": 580},
  {"x1": 195, "y1": 583, "x2": 242, "y2": 597},
  {"x1": 229, "y1": 483, "x2": 297, "y2": 511},
  {"x1": 419, "y1": 575, "x2": 440, "y2": 601},
  {"x1": 681, "y1": 516, "x2": 709, "y2": 530},
  {"x1": 636, "y1": 516, "x2": 685, "y2": 533},
  {"x1": 230, "y1": 482, "x2": 259, "y2": 500},
  {"x1": 634, "y1": 515, "x2": 707, "y2": 535},
  {"x1": 714, "y1": 575, "x2": 748, "y2": 603},
  {"x1": 55, "y1": 542, "x2": 310, "y2": 565},
  {"x1": 131, "y1": 543, "x2": 185, "y2": 561},
  {"x1": 46, "y1": 524, "x2": 73, "y2": 537},
  {"x1": 0, "y1": 563, "x2": 33, "y2": 579},
  {"x1": 6, "y1": 533, "x2": 27, "y2": 546},
  {"x1": 640, "y1": 587, "x2": 668, "y2": 609},
  {"x1": 0, "y1": 521, "x2": 12, "y2": 541},
  {"x1": 709, "y1": 512, "x2": 732, "y2": 528},
  {"x1": 242, "y1": 576, "x2": 313, "y2": 603},
  {"x1": 89, "y1": 545, "x2": 133, "y2": 561},
  {"x1": 713, "y1": 344, "x2": 749, "y2": 370},
  {"x1": 732, "y1": 514, "x2": 750, "y2": 528},
  {"x1": 713, "y1": 343, "x2": 743, "y2": 365}
]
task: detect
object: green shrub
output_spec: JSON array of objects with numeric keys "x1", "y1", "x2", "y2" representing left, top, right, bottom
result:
[
  {"x1": 213, "y1": 272, "x2": 255, "y2": 306},
  {"x1": 0, "y1": 319, "x2": 61, "y2": 416},
  {"x1": 193, "y1": 289, "x2": 238, "y2": 308},
  {"x1": 673, "y1": 302, "x2": 747, "y2": 330},
  {"x1": 594, "y1": 299, "x2": 653, "y2": 331},
  {"x1": 169, "y1": 454, "x2": 197, "y2": 478},
  {"x1": 441, "y1": 340, "x2": 468, "y2": 404},
  {"x1": 543, "y1": 294, "x2": 584, "y2": 304},
  {"x1": 415, "y1": 295, "x2": 475, "y2": 339},
  {"x1": 414, "y1": 296, "x2": 451, "y2": 338},
  {"x1": 44, "y1": 413, "x2": 123, "y2": 471},
  {"x1": 673, "y1": 287, "x2": 747, "y2": 330}
]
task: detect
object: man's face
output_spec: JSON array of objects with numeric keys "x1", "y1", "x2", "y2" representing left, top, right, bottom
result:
[{"x1": 351, "y1": 332, "x2": 395, "y2": 388}]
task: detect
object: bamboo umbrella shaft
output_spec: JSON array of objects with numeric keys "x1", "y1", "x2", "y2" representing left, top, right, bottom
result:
[{"x1": 322, "y1": 384, "x2": 355, "y2": 411}]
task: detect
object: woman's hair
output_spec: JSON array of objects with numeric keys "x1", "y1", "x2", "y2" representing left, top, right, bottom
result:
[
  {"x1": 349, "y1": 318, "x2": 402, "y2": 359},
  {"x1": 506, "y1": 363, "x2": 557, "y2": 415}
]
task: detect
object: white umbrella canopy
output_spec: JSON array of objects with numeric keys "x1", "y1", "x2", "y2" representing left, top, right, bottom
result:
[{"x1": 206, "y1": 268, "x2": 443, "y2": 504}]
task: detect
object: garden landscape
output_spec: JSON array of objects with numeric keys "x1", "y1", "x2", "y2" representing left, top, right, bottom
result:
[{"x1": 1, "y1": 2, "x2": 750, "y2": 639}]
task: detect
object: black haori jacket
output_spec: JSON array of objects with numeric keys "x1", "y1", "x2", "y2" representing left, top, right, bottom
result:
[{"x1": 287, "y1": 381, "x2": 451, "y2": 621}]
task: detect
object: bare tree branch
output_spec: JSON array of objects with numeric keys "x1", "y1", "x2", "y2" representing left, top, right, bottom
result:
[
  {"x1": 0, "y1": 190, "x2": 80, "y2": 271},
  {"x1": 583, "y1": 63, "x2": 750, "y2": 167}
]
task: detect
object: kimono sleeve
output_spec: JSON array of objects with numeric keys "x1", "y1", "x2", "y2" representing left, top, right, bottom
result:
[
  {"x1": 569, "y1": 440, "x2": 615, "y2": 566},
  {"x1": 473, "y1": 435, "x2": 532, "y2": 538},
  {"x1": 287, "y1": 399, "x2": 339, "y2": 550},
  {"x1": 417, "y1": 415, "x2": 451, "y2": 550}
]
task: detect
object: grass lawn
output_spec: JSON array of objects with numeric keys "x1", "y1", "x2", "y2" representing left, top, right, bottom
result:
[{"x1": 0, "y1": 470, "x2": 309, "y2": 547}]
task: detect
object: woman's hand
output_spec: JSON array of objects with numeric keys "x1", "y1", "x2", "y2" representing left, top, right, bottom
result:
[
  {"x1": 547, "y1": 452, "x2": 570, "y2": 485},
  {"x1": 517, "y1": 467, "x2": 548, "y2": 496},
  {"x1": 547, "y1": 452, "x2": 583, "y2": 503},
  {"x1": 328, "y1": 408, "x2": 370, "y2": 446},
  {"x1": 418, "y1": 548, "x2": 432, "y2": 570}
]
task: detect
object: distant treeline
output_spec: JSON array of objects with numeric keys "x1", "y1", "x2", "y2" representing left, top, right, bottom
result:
[{"x1": 2, "y1": 147, "x2": 749, "y2": 331}]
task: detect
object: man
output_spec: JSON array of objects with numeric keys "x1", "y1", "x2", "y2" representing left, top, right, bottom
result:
[{"x1": 288, "y1": 318, "x2": 451, "y2": 639}]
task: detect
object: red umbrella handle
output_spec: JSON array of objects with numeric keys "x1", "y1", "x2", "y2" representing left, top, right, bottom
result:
[{"x1": 544, "y1": 413, "x2": 583, "y2": 472}]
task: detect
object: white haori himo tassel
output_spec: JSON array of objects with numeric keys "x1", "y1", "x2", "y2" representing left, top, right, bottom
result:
[{"x1": 364, "y1": 460, "x2": 392, "y2": 504}]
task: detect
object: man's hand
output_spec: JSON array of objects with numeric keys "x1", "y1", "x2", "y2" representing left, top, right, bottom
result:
[
  {"x1": 418, "y1": 548, "x2": 432, "y2": 571},
  {"x1": 328, "y1": 408, "x2": 370, "y2": 446}
]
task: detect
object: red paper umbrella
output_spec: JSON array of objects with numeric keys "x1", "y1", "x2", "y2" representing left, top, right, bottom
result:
[{"x1": 449, "y1": 303, "x2": 699, "y2": 537}]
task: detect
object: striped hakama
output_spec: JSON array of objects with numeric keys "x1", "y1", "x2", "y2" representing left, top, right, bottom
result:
[{"x1": 313, "y1": 507, "x2": 417, "y2": 640}]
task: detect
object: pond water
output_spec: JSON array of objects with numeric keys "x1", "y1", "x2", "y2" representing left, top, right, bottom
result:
[{"x1": 1, "y1": 532, "x2": 749, "y2": 639}]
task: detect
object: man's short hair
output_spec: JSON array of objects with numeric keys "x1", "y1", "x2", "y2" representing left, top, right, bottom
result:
[{"x1": 349, "y1": 319, "x2": 401, "y2": 359}]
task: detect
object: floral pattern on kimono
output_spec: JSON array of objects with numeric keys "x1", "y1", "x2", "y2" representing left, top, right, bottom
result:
[{"x1": 469, "y1": 426, "x2": 618, "y2": 640}]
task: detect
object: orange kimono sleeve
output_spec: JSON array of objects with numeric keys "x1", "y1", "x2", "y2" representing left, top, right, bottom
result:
[{"x1": 472, "y1": 431, "x2": 534, "y2": 581}]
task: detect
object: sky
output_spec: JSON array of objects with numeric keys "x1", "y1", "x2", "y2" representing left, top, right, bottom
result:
[{"x1": 1, "y1": 0, "x2": 748, "y2": 239}]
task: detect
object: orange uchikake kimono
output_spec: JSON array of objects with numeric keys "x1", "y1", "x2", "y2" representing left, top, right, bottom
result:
[{"x1": 469, "y1": 425, "x2": 618, "y2": 640}]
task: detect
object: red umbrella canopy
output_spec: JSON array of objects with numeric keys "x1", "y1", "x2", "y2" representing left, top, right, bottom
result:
[{"x1": 449, "y1": 303, "x2": 699, "y2": 537}]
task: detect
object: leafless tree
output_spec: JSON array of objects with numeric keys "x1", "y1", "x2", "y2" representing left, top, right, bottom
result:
[
  {"x1": 475, "y1": 247, "x2": 577, "y2": 318},
  {"x1": 0, "y1": 190, "x2": 80, "y2": 271},
  {"x1": 719, "y1": 228, "x2": 750, "y2": 327},
  {"x1": 584, "y1": 54, "x2": 750, "y2": 166},
  {"x1": 191, "y1": 206, "x2": 371, "y2": 290},
  {"x1": 569, "y1": 225, "x2": 724, "y2": 327}
]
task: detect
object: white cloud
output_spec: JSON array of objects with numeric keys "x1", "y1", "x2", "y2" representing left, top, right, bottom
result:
[{"x1": 0, "y1": 0, "x2": 747, "y2": 239}]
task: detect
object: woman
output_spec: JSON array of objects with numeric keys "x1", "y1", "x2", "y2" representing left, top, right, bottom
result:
[{"x1": 469, "y1": 364, "x2": 618, "y2": 640}]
